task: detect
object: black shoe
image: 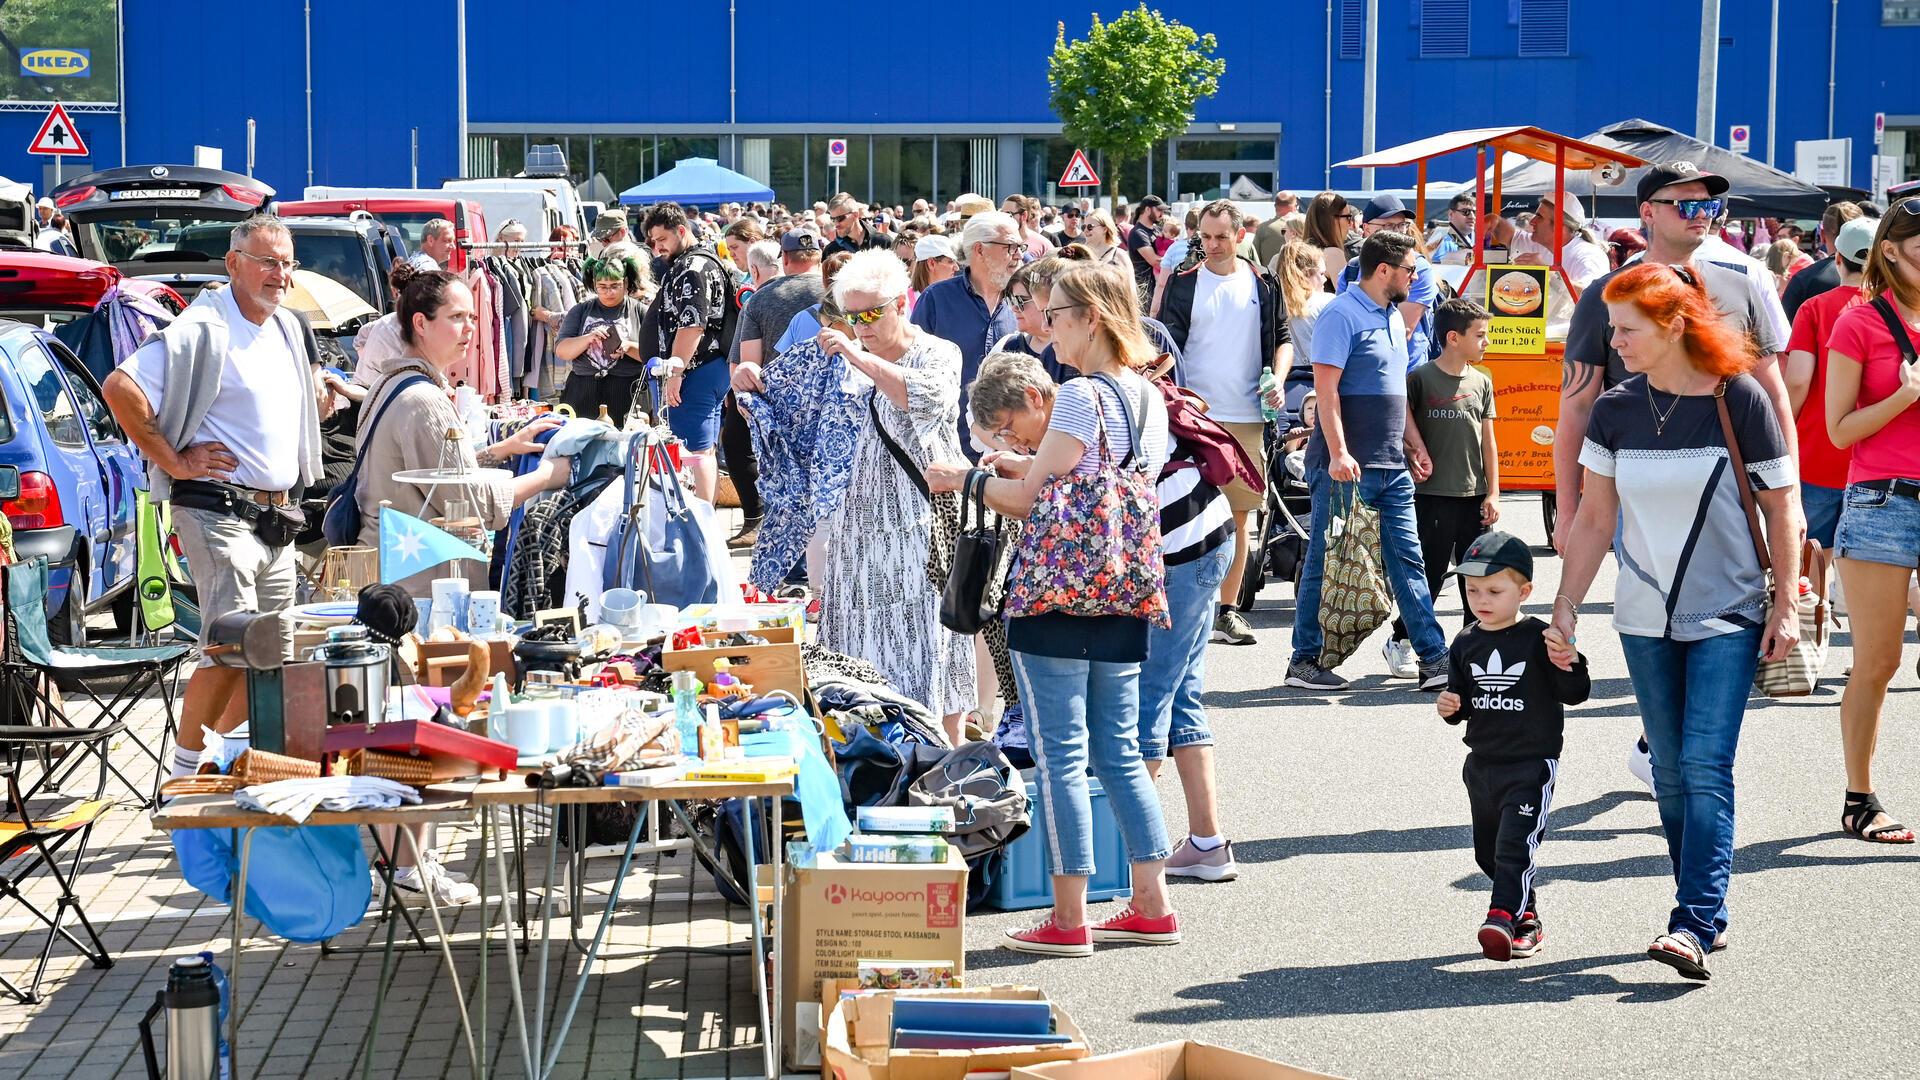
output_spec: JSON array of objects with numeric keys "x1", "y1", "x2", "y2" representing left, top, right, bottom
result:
[
  {"x1": 1478, "y1": 908, "x2": 1515, "y2": 962},
  {"x1": 727, "y1": 518, "x2": 762, "y2": 550},
  {"x1": 1417, "y1": 656, "x2": 1449, "y2": 691},
  {"x1": 1285, "y1": 658, "x2": 1349, "y2": 691},
  {"x1": 1511, "y1": 911, "x2": 1545, "y2": 958}
]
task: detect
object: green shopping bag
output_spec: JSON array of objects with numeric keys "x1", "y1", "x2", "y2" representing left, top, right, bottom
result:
[
  {"x1": 135, "y1": 490, "x2": 176, "y2": 633},
  {"x1": 1318, "y1": 482, "x2": 1392, "y2": 669}
]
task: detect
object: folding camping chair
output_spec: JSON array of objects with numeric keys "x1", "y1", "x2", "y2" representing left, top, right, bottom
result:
[
  {"x1": 0, "y1": 721, "x2": 122, "y2": 1003},
  {"x1": 1, "y1": 557, "x2": 192, "y2": 809}
]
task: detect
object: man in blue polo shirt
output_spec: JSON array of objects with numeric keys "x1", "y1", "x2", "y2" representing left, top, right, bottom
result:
[
  {"x1": 1287, "y1": 230, "x2": 1449, "y2": 692},
  {"x1": 1337, "y1": 194, "x2": 1439, "y2": 368},
  {"x1": 910, "y1": 210, "x2": 1023, "y2": 457}
]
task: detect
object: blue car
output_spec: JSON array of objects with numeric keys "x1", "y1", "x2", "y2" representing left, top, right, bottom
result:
[{"x1": 0, "y1": 319, "x2": 146, "y2": 645}]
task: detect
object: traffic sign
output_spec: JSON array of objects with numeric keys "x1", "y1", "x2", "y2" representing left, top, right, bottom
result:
[
  {"x1": 827, "y1": 138, "x2": 848, "y2": 167},
  {"x1": 27, "y1": 102, "x2": 88, "y2": 157},
  {"x1": 1875, "y1": 112, "x2": 1886, "y2": 147},
  {"x1": 1728, "y1": 124, "x2": 1750, "y2": 154},
  {"x1": 1058, "y1": 148, "x2": 1100, "y2": 188}
]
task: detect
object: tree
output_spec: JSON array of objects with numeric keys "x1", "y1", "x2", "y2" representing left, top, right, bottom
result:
[{"x1": 1048, "y1": 6, "x2": 1225, "y2": 205}]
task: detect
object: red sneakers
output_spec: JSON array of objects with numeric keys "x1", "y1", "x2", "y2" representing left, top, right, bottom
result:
[
  {"x1": 1001, "y1": 917, "x2": 1093, "y2": 957},
  {"x1": 1090, "y1": 905, "x2": 1182, "y2": 945}
]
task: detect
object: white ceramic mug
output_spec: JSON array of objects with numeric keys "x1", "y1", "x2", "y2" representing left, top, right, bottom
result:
[
  {"x1": 546, "y1": 699, "x2": 581, "y2": 753},
  {"x1": 501, "y1": 702, "x2": 549, "y2": 756},
  {"x1": 467, "y1": 591, "x2": 502, "y2": 637}
]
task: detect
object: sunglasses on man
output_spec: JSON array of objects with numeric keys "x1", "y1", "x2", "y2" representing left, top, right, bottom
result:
[{"x1": 1647, "y1": 197, "x2": 1725, "y2": 220}]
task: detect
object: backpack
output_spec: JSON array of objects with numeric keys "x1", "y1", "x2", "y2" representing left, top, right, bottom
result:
[{"x1": 1153, "y1": 368, "x2": 1265, "y2": 494}]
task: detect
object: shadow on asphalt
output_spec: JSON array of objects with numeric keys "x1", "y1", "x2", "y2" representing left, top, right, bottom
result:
[
  {"x1": 1227, "y1": 791, "x2": 1656, "y2": 868},
  {"x1": 1132, "y1": 951, "x2": 1700, "y2": 1020},
  {"x1": 1456, "y1": 831, "x2": 1920, "y2": 890}
]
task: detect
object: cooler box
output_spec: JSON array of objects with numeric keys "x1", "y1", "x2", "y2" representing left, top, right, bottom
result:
[{"x1": 984, "y1": 771, "x2": 1132, "y2": 911}]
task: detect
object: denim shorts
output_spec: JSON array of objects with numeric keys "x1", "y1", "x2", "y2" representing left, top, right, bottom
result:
[
  {"x1": 666, "y1": 358, "x2": 731, "y2": 452},
  {"x1": 1834, "y1": 482, "x2": 1920, "y2": 569}
]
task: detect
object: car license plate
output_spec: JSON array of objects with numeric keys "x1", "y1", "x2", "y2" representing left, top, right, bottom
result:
[{"x1": 109, "y1": 188, "x2": 201, "y2": 200}]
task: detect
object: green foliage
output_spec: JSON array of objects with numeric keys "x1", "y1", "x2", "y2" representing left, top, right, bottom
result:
[
  {"x1": 2, "y1": 0, "x2": 120, "y2": 105},
  {"x1": 1048, "y1": 6, "x2": 1225, "y2": 197}
]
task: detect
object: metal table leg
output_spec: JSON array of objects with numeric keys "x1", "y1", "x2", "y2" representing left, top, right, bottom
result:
[
  {"x1": 228, "y1": 827, "x2": 253, "y2": 1080},
  {"x1": 740, "y1": 797, "x2": 774, "y2": 1080},
  {"x1": 485, "y1": 806, "x2": 535, "y2": 1080},
  {"x1": 397, "y1": 826, "x2": 483, "y2": 1079},
  {"x1": 539, "y1": 807, "x2": 650, "y2": 1079}
]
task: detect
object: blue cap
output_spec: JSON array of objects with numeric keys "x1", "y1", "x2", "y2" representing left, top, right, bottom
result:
[{"x1": 1363, "y1": 193, "x2": 1411, "y2": 223}]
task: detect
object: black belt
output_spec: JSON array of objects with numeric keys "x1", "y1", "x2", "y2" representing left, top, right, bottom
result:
[
  {"x1": 171, "y1": 479, "x2": 290, "y2": 522},
  {"x1": 1858, "y1": 478, "x2": 1920, "y2": 502}
]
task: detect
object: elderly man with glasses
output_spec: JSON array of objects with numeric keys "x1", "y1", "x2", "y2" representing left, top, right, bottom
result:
[
  {"x1": 103, "y1": 213, "x2": 325, "y2": 780},
  {"x1": 910, "y1": 209, "x2": 1024, "y2": 457}
]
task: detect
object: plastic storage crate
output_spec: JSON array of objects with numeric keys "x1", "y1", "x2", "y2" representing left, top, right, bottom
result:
[{"x1": 982, "y1": 771, "x2": 1134, "y2": 911}]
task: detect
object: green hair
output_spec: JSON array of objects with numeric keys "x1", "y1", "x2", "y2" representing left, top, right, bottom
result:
[{"x1": 584, "y1": 255, "x2": 642, "y2": 293}]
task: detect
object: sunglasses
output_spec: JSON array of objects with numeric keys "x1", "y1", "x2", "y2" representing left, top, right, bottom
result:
[
  {"x1": 831, "y1": 212, "x2": 856, "y2": 224},
  {"x1": 1648, "y1": 197, "x2": 1725, "y2": 220},
  {"x1": 843, "y1": 297, "x2": 898, "y2": 325},
  {"x1": 1008, "y1": 293, "x2": 1033, "y2": 311},
  {"x1": 1042, "y1": 302, "x2": 1086, "y2": 328}
]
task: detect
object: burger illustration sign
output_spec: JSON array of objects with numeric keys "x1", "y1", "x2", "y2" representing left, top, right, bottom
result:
[{"x1": 1483, "y1": 264, "x2": 1548, "y2": 355}]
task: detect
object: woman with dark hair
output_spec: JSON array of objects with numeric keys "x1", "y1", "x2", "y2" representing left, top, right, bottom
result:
[
  {"x1": 1823, "y1": 202, "x2": 1920, "y2": 847},
  {"x1": 555, "y1": 256, "x2": 648, "y2": 425},
  {"x1": 352, "y1": 271, "x2": 567, "y2": 590},
  {"x1": 1551, "y1": 262, "x2": 1802, "y2": 980},
  {"x1": 1303, "y1": 192, "x2": 1352, "y2": 287}
]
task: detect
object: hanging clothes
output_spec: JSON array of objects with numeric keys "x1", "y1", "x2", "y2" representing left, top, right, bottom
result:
[
  {"x1": 500, "y1": 464, "x2": 620, "y2": 618},
  {"x1": 54, "y1": 283, "x2": 175, "y2": 384},
  {"x1": 741, "y1": 337, "x2": 864, "y2": 593}
]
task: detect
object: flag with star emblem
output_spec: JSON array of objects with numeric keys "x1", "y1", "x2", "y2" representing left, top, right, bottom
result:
[{"x1": 379, "y1": 506, "x2": 488, "y2": 583}]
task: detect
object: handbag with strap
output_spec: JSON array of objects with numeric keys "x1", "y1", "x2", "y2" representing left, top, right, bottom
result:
[
  {"x1": 602, "y1": 433, "x2": 721, "y2": 609},
  {"x1": 869, "y1": 395, "x2": 961, "y2": 590},
  {"x1": 1317, "y1": 481, "x2": 1392, "y2": 668},
  {"x1": 938, "y1": 469, "x2": 1014, "y2": 635},
  {"x1": 321, "y1": 373, "x2": 432, "y2": 547},
  {"x1": 1003, "y1": 373, "x2": 1169, "y2": 627},
  {"x1": 1712, "y1": 379, "x2": 1828, "y2": 697}
]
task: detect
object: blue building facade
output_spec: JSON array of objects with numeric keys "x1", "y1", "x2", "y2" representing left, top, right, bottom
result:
[{"x1": 6, "y1": 0, "x2": 1916, "y2": 210}]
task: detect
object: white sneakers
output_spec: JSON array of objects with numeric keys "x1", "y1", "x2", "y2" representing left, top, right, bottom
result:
[
  {"x1": 374, "y1": 851, "x2": 480, "y2": 907},
  {"x1": 1628, "y1": 737, "x2": 1656, "y2": 796},
  {"x1": 1382, "y1": 638, "x2": 1420, "y2": 679}
]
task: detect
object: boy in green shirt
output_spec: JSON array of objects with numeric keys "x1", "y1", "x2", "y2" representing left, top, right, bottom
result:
[{"x1": 1385, "y1": 298, "x2": 1501, "y2": 676}]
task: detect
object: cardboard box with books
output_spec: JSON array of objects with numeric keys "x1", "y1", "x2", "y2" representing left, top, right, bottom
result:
[
  {"x1": 1012, "y1": 1040, "x2": 1348, "y2": 1080},
  {"x1": 824, "y1": 986, "x2": 1087, "y2": 1080}
]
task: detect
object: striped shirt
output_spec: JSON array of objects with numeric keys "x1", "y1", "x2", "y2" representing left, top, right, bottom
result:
[{"x1": 1157, "y1": 453, "x2": 1233, "y2": 566}]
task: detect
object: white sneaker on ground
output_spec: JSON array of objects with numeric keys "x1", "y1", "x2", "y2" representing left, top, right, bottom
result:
[
  {"x1": 1381, "y1": 638, "x2": 1420, "y2": 679},
  {"x1": 1628, "y1": 737, "x2": 1656, "y2": 796},
  {"x1": 378, "y1": 861, "x2": 480, "y2": 907}
]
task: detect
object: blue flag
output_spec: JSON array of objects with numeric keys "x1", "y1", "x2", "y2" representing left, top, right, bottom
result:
[{"x1": 379, "y1": 506, "x2": 489, "y2": 584}]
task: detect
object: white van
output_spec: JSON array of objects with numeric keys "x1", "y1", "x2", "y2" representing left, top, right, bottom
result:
[
  {"x1": 304, "y1": 185, "x2": 561, "y2": 247},
  {"x1": 444, "y1": 177, "x2": 586, "y2": 241}
]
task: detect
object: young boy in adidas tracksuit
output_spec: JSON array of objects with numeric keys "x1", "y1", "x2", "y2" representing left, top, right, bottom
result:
[{"x1": 1435, "y1": 530, "x2": 1590, "y2": 962}]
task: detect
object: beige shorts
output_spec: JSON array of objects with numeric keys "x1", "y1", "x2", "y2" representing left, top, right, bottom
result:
[
  {"x1": 172, "y1": 506, "x2": 298, "y2": 666},
  {"x1": 1219, "y1": 421, "x2": 1267, "y2": 513}
]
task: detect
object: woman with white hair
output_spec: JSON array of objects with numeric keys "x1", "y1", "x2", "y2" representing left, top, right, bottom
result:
[{"x1": 816, "y1": 249, "x2": 977, "y2": 733}]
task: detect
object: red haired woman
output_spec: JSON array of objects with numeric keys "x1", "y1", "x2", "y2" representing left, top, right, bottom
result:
[{"x1": 1549, "y1": 262, "x2": 1803, "y2": 981}]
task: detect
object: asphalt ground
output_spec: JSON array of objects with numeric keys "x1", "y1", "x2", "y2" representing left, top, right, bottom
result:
[{"x1": 961, "y1": 492, "x2": 1920, "y2": 1080}]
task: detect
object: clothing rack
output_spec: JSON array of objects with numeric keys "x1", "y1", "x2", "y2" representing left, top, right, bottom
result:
[{"x1": 460, "y1": 239, "x2": 591, "y2": 253}]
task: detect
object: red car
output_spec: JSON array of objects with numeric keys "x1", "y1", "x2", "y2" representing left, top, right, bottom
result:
[
  {"x1": 276, "y1": 197, "x2": 492, "y2": 272},
  {"x1": 0, "y1": 250, "x2": 185, "y2": 383}
]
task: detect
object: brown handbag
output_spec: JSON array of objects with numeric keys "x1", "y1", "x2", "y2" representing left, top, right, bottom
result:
[{"x1": 1713, "y1": 380, "x2": 1828, "y2": 697}]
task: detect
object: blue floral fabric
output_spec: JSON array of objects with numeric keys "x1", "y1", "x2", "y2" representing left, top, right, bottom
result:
[{"x1": 742, "y1": 338, "x2": 863, "y2": 592}]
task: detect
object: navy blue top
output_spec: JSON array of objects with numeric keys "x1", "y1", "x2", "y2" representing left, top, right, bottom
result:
[
  {"x1": 1304, "y1": 284, "x2": 1410, "y2": 473},
  {"x1": 911, "y1": 271, "x2": 1019, "y2": 459}
]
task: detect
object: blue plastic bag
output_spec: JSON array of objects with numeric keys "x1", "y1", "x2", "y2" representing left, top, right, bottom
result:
[{"x1": 175, "y1": 824, "x2": 372, "y2": 944}]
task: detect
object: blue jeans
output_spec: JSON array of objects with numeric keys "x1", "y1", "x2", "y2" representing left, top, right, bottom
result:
[
  {"x1": 1011, "y1": 650, "x2": 1172, "y2": 876},
  {"x1": 1619, "y1": 627, "x2": 1762, "y2": 945},
  {"x1": 1289, "y1": 467, "x2": 1447, "y2": 667},
  {"x1": 1138, "y1": 542, "x2": 1231, "y2": 761},
  {"x1": 1800, "y1": 481, "x2": 1844, "y2": 549}
]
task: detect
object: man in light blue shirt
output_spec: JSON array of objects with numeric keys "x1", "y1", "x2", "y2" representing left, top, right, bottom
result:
[
  {"x1": 1289, "y1": 229, "x2": 1448, "y2": 693},
  {"x1": 1337, "y1": 194, "x2": 1439, "y2": 367}
]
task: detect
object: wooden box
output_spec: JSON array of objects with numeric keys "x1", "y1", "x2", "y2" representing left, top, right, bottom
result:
[{"x1": 662, "y1": 625, "x2": 804, "y2": 700}]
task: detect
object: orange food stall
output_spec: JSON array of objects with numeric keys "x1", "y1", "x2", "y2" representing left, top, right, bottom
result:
[{"x1": 1335, "y1": 127, "x2": 1646, "y2": 533}]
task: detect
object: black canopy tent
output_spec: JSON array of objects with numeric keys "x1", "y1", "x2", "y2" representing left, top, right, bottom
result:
[{"x1": 1492, "y1": 119, "x2": 1835, "y2": 220}]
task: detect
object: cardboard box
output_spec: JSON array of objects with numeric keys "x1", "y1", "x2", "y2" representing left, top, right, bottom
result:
[
  {"x1": 664, "y1": 624, "x2": 805, "y2": 700},
  {"x1": 782, "y1": 848, "x2": 968, "y2": 1070},
  {"x1": 823, "y1": 986, "x2": 1087, "y2": 1080},
  {"x1": 1012, "y1": 1041, "x2": 1348, "y2": 1080}
]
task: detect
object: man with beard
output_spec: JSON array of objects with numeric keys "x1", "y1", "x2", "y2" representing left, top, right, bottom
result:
[
  {"x1": 909, "y1": 209, "x2": 1023, "y2": 456},
  {"x1": 1285, "y1": 230, "x2": 1449, "y2": 693}
]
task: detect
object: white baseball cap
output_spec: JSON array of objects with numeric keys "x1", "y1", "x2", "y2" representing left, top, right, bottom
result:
[{"x1": 914, "y1": 235, "x2": 954, "y2": 261}]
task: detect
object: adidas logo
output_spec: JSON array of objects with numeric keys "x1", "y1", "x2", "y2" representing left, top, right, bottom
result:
[
  {"x1": 1518, "y1": 804, "x2": 1535, "y2": 816},
  {"x1": 1471, "y1": 650, "x2": 1526, "y2": 692}
]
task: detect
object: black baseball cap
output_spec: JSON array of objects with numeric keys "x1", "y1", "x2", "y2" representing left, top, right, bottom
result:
[
  {"x1": 1060, "y1": 205, "x2": 1083, "y2": 218},
  {"x1": 1636, "y1": 160, "x2": 1731, "y2": 204},
  {"x1": 1453, "y1": 530, "x2": 1533, "y2": 581},
  {"x1": 779, "y1": 229, "x2": 821, "y2": 254},
  {"x1": 1138, "y1": 195, "x2": 1168, "y2": 210}
]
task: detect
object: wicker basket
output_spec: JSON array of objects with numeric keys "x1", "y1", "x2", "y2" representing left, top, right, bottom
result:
[
  {"x1": 231, "y1": 749, "x2": 322, "y2": 785},
  {"x1": 713, "y1": 471, "x2": 741, "y2": 509},
  {"x1": 342, "y1": 749, "x2": 435, "y2": 786}
]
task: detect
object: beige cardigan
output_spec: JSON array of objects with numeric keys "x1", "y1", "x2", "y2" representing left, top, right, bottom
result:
[{"x1": 353, "y1": 357, "x2": 513, "y2": 592}]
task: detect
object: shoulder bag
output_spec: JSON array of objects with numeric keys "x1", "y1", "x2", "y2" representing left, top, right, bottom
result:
[
  {"x1": 320, "y1": 373, "x2": 432, "y2": 547},
  {"x1": 938, "y1": 469, "x2": 1014, "y2": 635},
  {"x1": 1317, "y1": 481, "x2": 1392, "y2": 668},
  {"x1": 1002, "y1": 373, "x2": 1169, "y2": 627},
  {"x1": 1714, "y1": 378, "x2": 1827, "y2": 697},
  {"x1": 869, "y1": 395, "x2": 962, "y2": 590},
  {"x1": 602, "y1": 432, "x2": 721, "y2": 609}
]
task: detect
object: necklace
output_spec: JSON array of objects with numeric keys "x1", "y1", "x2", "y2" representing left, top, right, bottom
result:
[{"x1": 1647, "y1": 381, "x2": 1686, "y2": 437}]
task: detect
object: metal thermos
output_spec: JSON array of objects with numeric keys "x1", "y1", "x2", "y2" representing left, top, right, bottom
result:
[
  {"x1": 312, "y1": 625, "x2": 391, "y2": 727},
  {"x1": 138, "y1": 955, "x2": 224, "y2": 1080}
]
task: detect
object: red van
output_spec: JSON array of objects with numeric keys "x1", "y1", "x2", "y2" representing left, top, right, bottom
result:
[{"x1": 275, "y1": 197, "x2": 491, "y2": 272}]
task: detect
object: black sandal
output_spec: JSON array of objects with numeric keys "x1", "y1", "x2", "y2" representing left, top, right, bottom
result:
[
  {"x1": 1648, "y1": 931, "x2": 1711, "y2": 981},
  {"x1": 1842, "y1": 791, "x2": 1917, "y2": 844}
]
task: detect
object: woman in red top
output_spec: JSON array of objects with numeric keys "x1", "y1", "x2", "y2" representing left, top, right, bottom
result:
[
  {"x1": 1784, "y1": 217, "x2": 1879, "y2": 546},
  {"x1": 1824, "y1": 202, "x2": 1920, "y2": 846}
]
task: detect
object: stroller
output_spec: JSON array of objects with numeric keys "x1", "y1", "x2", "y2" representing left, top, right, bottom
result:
[{"x1": 1232, "y1": 373, "x2": 1315, "y2": 613}]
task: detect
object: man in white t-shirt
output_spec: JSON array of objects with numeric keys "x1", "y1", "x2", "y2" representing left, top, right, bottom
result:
[
  {"x1": 103, "y1": 214, "x2": 322, "y2": 780},
  {"x1": 1509, "y1": 193, "x2": 1610, "y2": 288},
  {"x1": 1157, "y1": 200, "x2": 1290, "y2": 646}
]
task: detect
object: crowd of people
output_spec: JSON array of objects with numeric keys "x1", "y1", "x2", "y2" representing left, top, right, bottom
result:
[{"x1": 100, "y1": 162, "x2": 1919, "y2": 968}]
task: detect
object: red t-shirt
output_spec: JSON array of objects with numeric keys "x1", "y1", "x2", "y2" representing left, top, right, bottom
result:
[
  {"x1": 1826, "y1": 292, "x2": 1920, "y2": 485},
  {"x1": 1785, "y1": 284, "x2": 1863, "y2": 488}
]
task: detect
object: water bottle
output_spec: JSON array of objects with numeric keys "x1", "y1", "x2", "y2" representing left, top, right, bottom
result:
[
  {"x1": 671, "y1": 669, "x2": 702, "y2": 760},
  {"x1": 138, "y1": 954, "x2": 230, "y2": 1080},
  {"x1": 1259, "y1": 368, "x2": 1280, "y2": 423}
]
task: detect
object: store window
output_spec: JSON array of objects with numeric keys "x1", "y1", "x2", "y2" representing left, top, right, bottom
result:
[
  {"x1": 872, "y1": 136, "x2": 936, "y2": 213},
  {"x1": 593, "y1": 136, "x2": 651, "y2": 198},
  {"x1": 764, "y1": 136, "x2": 805, "y2": 210},
  {"x1": 1174, "y1": 139, "x2": 1274, "y2": 163},
  {"x1": 1886, "y1": 0, "x2": 1920, "y2": 23},
  {"x1": 475, "y1": 136, "x2": 525, "y2": 179}
]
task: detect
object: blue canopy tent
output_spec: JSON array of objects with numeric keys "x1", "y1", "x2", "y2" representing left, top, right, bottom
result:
[{"x1": 618, "y1": 158, "x2": 774, "y2": 207}]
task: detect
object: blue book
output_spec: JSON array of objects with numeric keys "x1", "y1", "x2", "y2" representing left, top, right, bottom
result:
[
  {"x1": 892, "y1": 1028, "x2": 1074, "y2": 1050},
  {"x1": 890, "y1": 998, "x2": 1052, "y2": 1038}
]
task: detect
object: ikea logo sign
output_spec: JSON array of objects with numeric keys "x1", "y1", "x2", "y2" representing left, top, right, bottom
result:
[{"x1": 20, "y1": 49, "x2": 90, "y2": 78}]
